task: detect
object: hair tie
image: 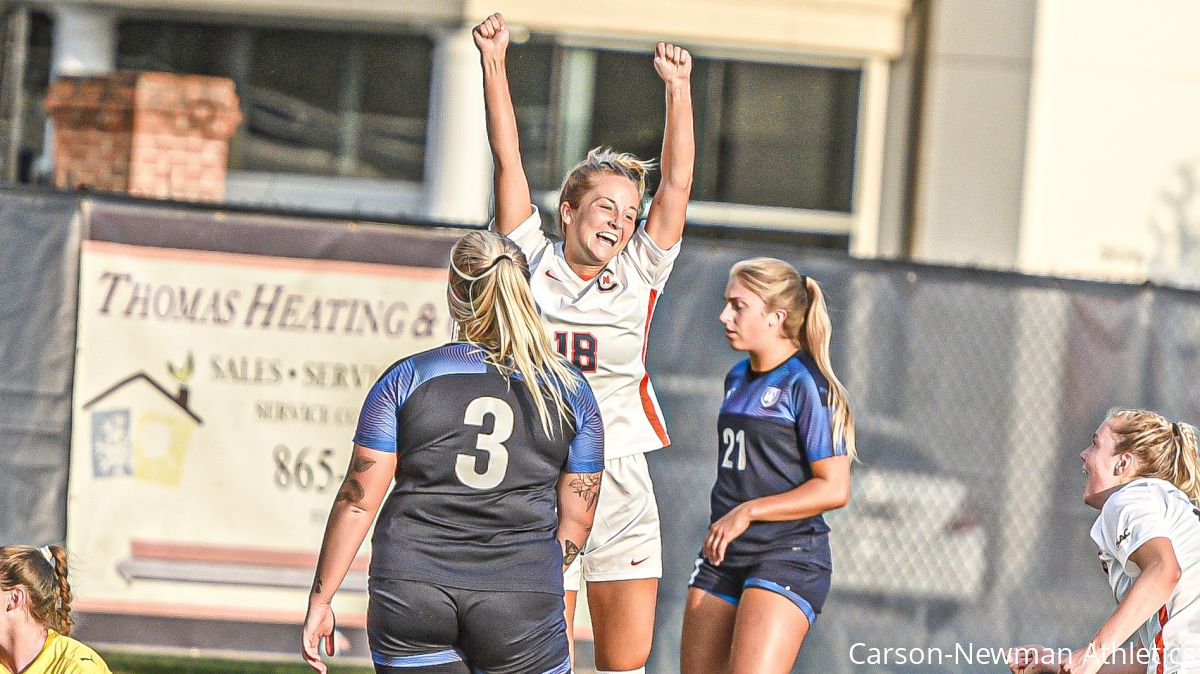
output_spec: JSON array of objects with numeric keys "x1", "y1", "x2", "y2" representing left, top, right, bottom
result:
[
  {"x1": 1171, "y1": 422, "x2": 1184, "y2": 473},
  {"x1": 799, "y1": 275, "x2": 809, "y2": 292},
  {"x1": 484, "y1": 254, "x2": 512, "y2": 272},
  {"x1": 37, "y1": 546, "x2": 55, "y2": 571}
]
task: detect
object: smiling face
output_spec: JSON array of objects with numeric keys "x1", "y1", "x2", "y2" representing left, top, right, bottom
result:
[
  {"x1": 559, "y1": 173, "x2": 641, "y2": 272},
  {"x1": 1081, "y1": 419, "x2": 1132, "y2": 508},
  {"x1": 720, "y1": 277, "x2": 786, "y2": 353}
]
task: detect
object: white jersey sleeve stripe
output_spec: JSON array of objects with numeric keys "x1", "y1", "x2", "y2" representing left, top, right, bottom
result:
[{"x1": 638, "y1": 288, "x2": 670, "y2": 446}]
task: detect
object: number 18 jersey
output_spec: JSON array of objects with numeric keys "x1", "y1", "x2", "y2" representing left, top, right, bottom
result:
[
  {"x1": 353, "y1": 342, "x2": 604, "y2": 595},
  {"x1": 495, "y1": 206, "x2": 680, "y2": 459}
]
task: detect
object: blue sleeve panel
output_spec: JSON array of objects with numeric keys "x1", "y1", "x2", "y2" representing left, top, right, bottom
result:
[
  {"x1": 352, "y1": 343, "x2": 489, "y2": 452},
  {"x1": 564, "y1": 375, "x2": 605, "y2": 473}
]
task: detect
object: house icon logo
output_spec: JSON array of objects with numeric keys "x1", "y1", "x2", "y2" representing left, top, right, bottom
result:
[{"x1": 82, "y1": 353, "x2": 203, "y2": 487}]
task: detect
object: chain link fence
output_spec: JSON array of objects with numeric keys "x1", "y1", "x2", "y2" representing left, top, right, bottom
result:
[
  {"x1": 6, "y1": 190, "x2": 1200, "y2": 672},
  {"x1": 647, "y1": 239, "x2": 1200, "y2": 673}
]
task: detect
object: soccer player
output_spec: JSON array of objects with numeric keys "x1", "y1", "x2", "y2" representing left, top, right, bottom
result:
[
  {"x1": 0, "y1": 545, "x2": 113, "y2": 674},
  {"x1": 473, "y1": 12, "x2": 694, "y2": 674},
  {"x1": 1006, "y1": 411, "x2": 1200, "y2": 674},
  {"x1": 301, "y1": 230, "x2": 604, "y2": 674},
  {"x1": 680, "y1": 258, "x2": 855, "y2": 674}
]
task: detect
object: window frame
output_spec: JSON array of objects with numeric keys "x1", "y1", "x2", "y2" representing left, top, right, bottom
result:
[{"x1": 541, "y1": 37, "x2": 890, "y2": 246}]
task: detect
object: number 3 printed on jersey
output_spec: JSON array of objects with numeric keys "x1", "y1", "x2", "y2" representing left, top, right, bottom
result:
[
  {"x1": 553, "y1": 331, "x2": 598, "y2": 372},
  {"x1": 456, "y1": 397, "x2": 512, "y2": 489}
]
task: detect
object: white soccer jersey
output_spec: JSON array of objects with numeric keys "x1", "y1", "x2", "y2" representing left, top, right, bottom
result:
[
  {"x1": 1091, "y1": 478, "x2": 1200, "y2": 674},
  {"x1": 492, "y1": 206, "x2": 678, "y2": 459}
]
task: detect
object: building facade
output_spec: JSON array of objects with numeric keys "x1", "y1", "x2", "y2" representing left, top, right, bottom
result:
[{"x1": 10, "y1": 0, "x2": 912, "y2": 255}]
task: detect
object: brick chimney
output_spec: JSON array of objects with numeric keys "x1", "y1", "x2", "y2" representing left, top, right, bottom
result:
[{"x1": 44, "y1": 71, "x2": 242, "y2": 202}]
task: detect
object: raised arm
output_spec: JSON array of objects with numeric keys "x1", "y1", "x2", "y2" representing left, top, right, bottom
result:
[
  {"x1": 704, "y1": 455, "x2": 850, "y2": 567},
  {"x1": 473, "y1": 13, "x2": 535, "y2": 233},
  {"x1": 1059, "y1": 538, "x2": 1181, "y2": 674},
  {"x1": 301, "y1": 445, "x2": 397, "y2": 673},
  {"x1": 643, "y1": 42, "x2": 695, "y2": 250},
  {"x1": 557, "y1": 470, "x2": 603, "y2": 572}
]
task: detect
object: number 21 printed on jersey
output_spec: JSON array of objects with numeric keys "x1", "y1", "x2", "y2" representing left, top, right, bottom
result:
[{"x1": 722, "y1": 427, "x2": 746, "y2": 470}]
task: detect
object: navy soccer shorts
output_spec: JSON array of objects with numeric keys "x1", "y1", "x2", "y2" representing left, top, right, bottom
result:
[
  {"x1": 367, "y1": 578, "x2": 570, "y2": 674},
  {"x1": 687, "y1": 550, "x2": 832, "y2": 625}
]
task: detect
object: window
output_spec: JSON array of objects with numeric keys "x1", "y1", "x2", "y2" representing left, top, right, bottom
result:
[
  {"x1": 589, "y1": 51, "x2": 861, "y2": 213},
  {"x1": 508, "y1": 41, "x2": 864, "y2": 219},
  {"x1": 117, "y1": 21, "x2": 432, "y2": 181},
  {"x1": 506, "y1": 40, "x2": 556, "y2": 191},
  {"x1": 708, "y1": 61, "x2": 860, "y2": 211}
]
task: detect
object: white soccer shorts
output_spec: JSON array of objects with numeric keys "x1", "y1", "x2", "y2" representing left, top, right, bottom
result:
[{"x1": 564, "y1": 452, "x2": 662, "y2": 590}]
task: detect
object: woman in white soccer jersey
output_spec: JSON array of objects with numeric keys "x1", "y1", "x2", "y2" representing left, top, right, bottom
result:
[
  {"x1": 680, "y1": 258, "x2": 854, "y2": 674},
  {"x1": 1007, "y1": 410, "x2": 1200, "y2": 674},
  {"x1": 474, "y1": 12, "x2": 694, "y2": 673}
]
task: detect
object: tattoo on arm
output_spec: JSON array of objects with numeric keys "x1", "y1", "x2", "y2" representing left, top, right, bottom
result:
[
  {"x1": 569, "y1": 472, "x2": 602, "y2": 512},
  {"x1": 562, "y1": 539, "x2": 581, "y2": 568},
  {"x1": 349, "y1": 456, "x2": 376, "y2": 474},
  {"x1": 335, "y1": 478, "x2": 366, "y2": 504},
  {"x1": 313, "y1": 579, "x2": 323, "y2": 594}
]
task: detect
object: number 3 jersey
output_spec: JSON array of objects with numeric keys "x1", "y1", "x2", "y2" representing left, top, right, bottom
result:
[
  {"x1": 1091, "y1": 478, "x2": 1200, "y2": 674},
  {"x1": 353, "y1": 342, "x2": 604, "y2": 594},
  {"x1": 711, "y1": 353, "x2": 846, "y2": 566},
  {"x1": 494, "y1": 206, "x2": 679, "y2": 459}
]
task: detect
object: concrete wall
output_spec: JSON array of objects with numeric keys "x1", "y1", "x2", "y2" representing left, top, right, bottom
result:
[
  {"x1": 1018, "y1": 0, "x2": 1200, "y2": 285},
  {"x1": 907, "y1": 0, "x2": 1036, "y2": 269}
]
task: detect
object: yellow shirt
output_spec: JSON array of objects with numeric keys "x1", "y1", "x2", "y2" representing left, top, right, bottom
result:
[{"x1": 5, "y1": 630, "x2": 112, "y2": 674}]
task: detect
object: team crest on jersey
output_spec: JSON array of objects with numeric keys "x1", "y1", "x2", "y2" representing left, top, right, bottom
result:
[
  {"x1": 760, "y1": 386, "x2": 781, "y2": 407},
  {"x1": 596, "y1": 270, "x2": 618, "y2": 292}
]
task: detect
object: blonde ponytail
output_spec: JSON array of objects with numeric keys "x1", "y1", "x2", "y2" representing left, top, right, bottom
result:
[
  {"x1": 730, "y1": 258, "x2": 857, "y2": 460},
  {"x1": 1108, "y1": 410, "x2": 1200, "y2": 503},
  {"x1": 800, "y1": 277, "x2": 857, "y2": 460},
  {"x1": 449, "y1": 231, "x2": 582, "y2": 437}
]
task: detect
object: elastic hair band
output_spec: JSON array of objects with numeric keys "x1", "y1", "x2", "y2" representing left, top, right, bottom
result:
[
  {"x1": 1172, "y1": 422, "x2": 1184, "y2": 472},
  {"x1": 37, "y1": 546, "x2": 55, "y2": 570},
  {"x1": 800, "y1": 274, "x2": 809, "y2": 291},
  {"x1": 449, "y1": 255, "x2": 512, "y2": 283},
  {"x1": 484, "y1": 254, "x2": 512, "y2": 272}
]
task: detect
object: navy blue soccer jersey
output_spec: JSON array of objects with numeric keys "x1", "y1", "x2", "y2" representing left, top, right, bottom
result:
[
  {"x1": 710, "y1": 352, "x2": 846, "y2": 565},
  {"x1": 353, "y1": 342, "x2": 604, "y2": 594}
]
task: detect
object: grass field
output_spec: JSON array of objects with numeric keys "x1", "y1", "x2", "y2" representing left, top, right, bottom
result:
[{"x1": 103, "y1": 653, "x2": 373, "y2": 673}]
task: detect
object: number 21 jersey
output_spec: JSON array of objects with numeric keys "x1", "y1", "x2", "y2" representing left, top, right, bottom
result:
[{"x1": 711, "y1": 353, "x2": 846, "y2": 566}]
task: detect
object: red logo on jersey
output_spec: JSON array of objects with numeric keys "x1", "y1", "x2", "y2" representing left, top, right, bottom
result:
[
  {"x1": 597, "y1": 270, "x2": 618, "y2": 292},
  {"x1": 545, "y1": 269, "x2": 562, "y2": 282}
]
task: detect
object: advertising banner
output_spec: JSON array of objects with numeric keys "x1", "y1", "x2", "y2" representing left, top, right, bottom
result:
[{"x1": 67, "y1": 204, "x2": 458, "y2": 656}]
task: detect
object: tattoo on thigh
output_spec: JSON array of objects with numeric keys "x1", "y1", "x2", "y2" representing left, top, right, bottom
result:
[
  {"x1": 569, "y1": 472, "x2": 602, "y2": 511},
  {"x1": 335, "y1": 478, "x2": 366, "y2": 504},
  {"x1": 562, "y1": 539, "x2": 581, "y2": 567}
]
